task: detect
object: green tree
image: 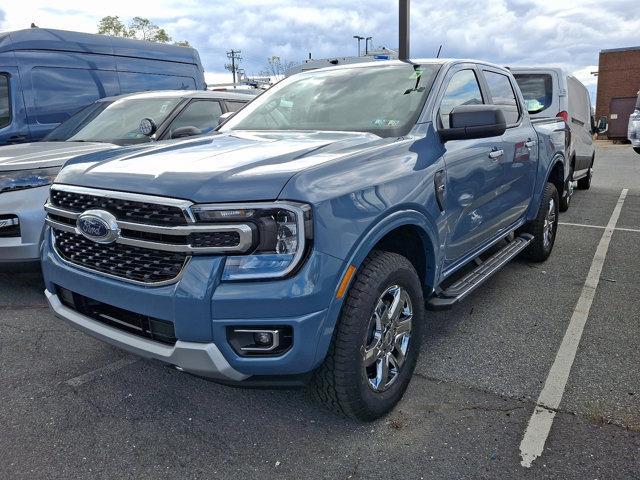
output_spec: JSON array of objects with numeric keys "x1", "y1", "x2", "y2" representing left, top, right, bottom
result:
[
  {"x1": 96, "y1": 16, "x2": 190, "y2": 46},
  {"x1": 97, "y1": 16, "x2": 131, "y2": 38}
]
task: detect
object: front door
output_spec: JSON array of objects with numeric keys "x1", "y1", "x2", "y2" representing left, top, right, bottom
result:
[{"x1": 436, "y1": 66, "x2": 508, "y2": 270}]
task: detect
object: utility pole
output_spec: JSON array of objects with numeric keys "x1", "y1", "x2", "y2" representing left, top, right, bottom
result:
[
  {"x1": 225, "y1": 49, "x2": 242, "y2": 85},
  {"x1": 399, "y1": 0, "x2": 410, "y2": 60},
  {"x1": 365, "y1": 37, "x2": 372, "y2": 55},
  {"x1": 353, "y1": 35, "x2": 364, "y2": 56}
]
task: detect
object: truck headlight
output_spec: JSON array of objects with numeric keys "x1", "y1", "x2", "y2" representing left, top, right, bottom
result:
[
  {"x1": 190, "y1": 202, "x2": 312, "y2": 280},
  {"x1": 0, "y1": 167, "x2": 59, "y2": 194}
]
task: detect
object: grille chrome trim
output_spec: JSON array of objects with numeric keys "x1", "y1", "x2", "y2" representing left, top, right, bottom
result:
[
  {"x1": 50, "y1": 229, "x2": 191, "y2": 287},
  {"x1": 45, "y1": 216, "x2": 252, "y2": 254}
]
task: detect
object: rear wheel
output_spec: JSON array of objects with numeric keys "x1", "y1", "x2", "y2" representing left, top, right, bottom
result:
[
  {"x1": 520, "y1": 182, "x2": 559, "y2": 262},
  {"x1": 559, "y1": 164, "x2": 574, "y2": 212},
  {"x1": 311, "y1": 251, "x2": 425, "y2": 421},
  {"x1": 577, "y1": 158, "x2": 594, "y2": 190},
  {"x1": 633, "y1": 147, "x2": 640, "y2": 155}
]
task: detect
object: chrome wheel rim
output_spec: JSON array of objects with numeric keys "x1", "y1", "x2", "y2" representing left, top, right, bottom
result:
[
  {"x1": 362, "y1": 285, "x2": 413, "y2": 392},
  {"x1": 543, "y1": 198, "x2": 556, "y2": 249}
]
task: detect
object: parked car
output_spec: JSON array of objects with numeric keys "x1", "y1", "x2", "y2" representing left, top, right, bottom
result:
[
  {"x1": 511, "y1": 67, "x2": 595, "y2": 210},
  {"x1": 0, "y1": 28, "x2": 207, "y2": 145},
  {"x1": 628, "y1": 90, "x2": 640, "y2": 154},
  {"x1": 42, "y1": 60, "x2": 575, "y2": 420},
  {"x1": 0, "y1": 90, "x2": 252, "y2": 266}
]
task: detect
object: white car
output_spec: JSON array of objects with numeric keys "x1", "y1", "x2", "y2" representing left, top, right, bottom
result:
[
  {"x1": 628, "y1": 91, "x2": 640, "y2": 154},
  {"x1": 512, "y1": 67, "x2": 595, "y2": 210},
  {"x1": 0, "y1": 90, "x2": 252, "y2": 267}
]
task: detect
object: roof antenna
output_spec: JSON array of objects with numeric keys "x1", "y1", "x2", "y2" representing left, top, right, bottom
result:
[
  {"x1": 399, "y1": 0, "x2": 410, "y2": 60},
  {"x1": 436, "y1": 45, "x2": 442, "y2": 58}
]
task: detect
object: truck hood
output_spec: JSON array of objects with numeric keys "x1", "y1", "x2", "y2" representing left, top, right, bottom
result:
[
  {"x1": 56, "y1": 131, "x2": 387, "y2": 203},
  {"x1": 0, "y1": 141, "x2": 117, "y2": 172}
]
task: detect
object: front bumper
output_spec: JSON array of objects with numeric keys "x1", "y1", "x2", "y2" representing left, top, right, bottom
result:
[
  {"x1": 42, "y1": 229, "x2": 346, "y2": 379},
  {"x1": 0, "y1": 185, "x2": 49, "y2": 263},
  {"x1": 45, "y1": 289, "x2": 249, "y2": 381}
]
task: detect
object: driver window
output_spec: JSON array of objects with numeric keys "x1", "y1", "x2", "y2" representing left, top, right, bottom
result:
[
  {"x1": 0, "y1": 75, "x2": 10, "y2": 128},
  {"x1": 169, "y1": 100, "x2": 223, "y2": 136},
  {"x1": 439, "y1": 70, "x2": 484, "y2": 129}
]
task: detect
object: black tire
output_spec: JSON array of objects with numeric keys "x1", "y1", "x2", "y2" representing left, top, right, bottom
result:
[
  {"x1": 576, "y1": 158, "x2": 593, "y2": 190},
  {"x1": 520, "y1": 182, "x2": 559, "y2": 262},
  {"x1": 633, "y1": 147, "x2": 640, "y2": 155},
  {"x1": 311, "y1": 251, "x2": 425, "y2": 421},
  {"x1": 559, "y1": 164, "x2": 574, "y2": 212}
]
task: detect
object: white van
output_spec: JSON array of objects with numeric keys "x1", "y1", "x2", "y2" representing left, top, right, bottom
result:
[
  {"x1": 511, "y1": 67, "x2": 595, "y2": 210},
  {"x1": 628, "y1": 90, "x2": 640, "y2": 154}
]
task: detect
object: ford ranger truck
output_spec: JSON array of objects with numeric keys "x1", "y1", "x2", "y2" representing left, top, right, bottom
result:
[{"x1": 41, "y1": 60, "x2": 568, "y2": 421}]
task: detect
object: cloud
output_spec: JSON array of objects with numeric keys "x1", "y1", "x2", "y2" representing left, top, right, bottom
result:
[{"x1": 2, "y1": 0, "x2": 639, "y2": 103}]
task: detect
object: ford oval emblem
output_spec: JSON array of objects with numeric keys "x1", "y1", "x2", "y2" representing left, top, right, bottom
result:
[{"x1": 76, "y1": 210, "x2": 120, "y2": 244}]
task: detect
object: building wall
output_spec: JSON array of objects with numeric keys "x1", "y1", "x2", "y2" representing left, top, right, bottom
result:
[{"x1": 596, "y1": 48, "x2": 640, "y2": 138}]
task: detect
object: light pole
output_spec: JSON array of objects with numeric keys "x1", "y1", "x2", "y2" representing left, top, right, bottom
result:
[
  {"x1": 365, "y1": 36, "x2": 372, "y2": 55},
  {"x1": 353, "y1": 35, "x2": 364, "y2": 56}
]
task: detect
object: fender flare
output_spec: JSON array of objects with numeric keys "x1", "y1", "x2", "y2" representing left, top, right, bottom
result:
[{"x1": 312, "y1": 209, "x2": 440, "y2": 367}]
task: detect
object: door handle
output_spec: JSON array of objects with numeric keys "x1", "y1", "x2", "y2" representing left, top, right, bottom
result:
[
  {"x1": 525, "y1": 140, "x2": 536, "y2": 148},
  {"x1": 488, "y1": 149, "x2": 504, "y2": 160}
]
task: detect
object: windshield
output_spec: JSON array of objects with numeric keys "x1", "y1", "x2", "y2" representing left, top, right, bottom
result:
[
  {"x1": 221, "y1": 64, "x2": 440, "y2": 137},
  {"x1": 47, "y1": 97, "x2": 182, "y2": 145},
  {"x1": 513, "y1": 73, "x2": 553, "y2": 114}
]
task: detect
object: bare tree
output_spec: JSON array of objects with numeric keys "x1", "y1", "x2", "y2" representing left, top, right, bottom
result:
[{"x1": 260, "y1": 56, "x2": 297, "y2": 77}]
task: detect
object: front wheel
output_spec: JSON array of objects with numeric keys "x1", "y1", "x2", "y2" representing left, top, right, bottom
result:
[
  {"x1": 633, "y1": 147, "x2": 640, "y2": 155},
  {"x1": 311, "y1": 251, "x2": 425, "y2": 421},
  {"x1": 520, "y1": 182, "x2": 559, "y2": 262}
]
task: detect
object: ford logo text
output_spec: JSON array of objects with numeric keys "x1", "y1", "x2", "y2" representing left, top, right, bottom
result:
[{"x1": 76, "y1": 210, "x2": 120, "y2": 244}]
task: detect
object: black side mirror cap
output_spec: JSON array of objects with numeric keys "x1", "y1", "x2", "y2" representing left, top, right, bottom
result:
[
  {"x1": 439, "y1": 105, "x2": 507, "y2": 142},
  {"x1": 170, "y1": 126, "x2": 202, "y2": 139}
]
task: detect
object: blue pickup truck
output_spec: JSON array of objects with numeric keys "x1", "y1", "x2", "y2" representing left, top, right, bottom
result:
[{"x1": 42, "y1": 60, "x2": 569, "y2": 420}]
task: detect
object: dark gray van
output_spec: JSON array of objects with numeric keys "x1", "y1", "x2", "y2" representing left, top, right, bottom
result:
[{"x1": 0, "y1": 28, "x2": 206, "y2": 145}]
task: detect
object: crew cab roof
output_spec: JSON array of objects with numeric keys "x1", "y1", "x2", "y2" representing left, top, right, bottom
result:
[
  {"x1": 95, "y1": 90, "x2": 256, "y2": 103},
  {"x1": 304, "y1": 58, "x2": 511, "y2": 75}
]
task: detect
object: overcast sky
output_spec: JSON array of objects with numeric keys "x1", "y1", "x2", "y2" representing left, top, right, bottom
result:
[{"x1": 2, "y1": 0, "x2": 639, "y2": 100}]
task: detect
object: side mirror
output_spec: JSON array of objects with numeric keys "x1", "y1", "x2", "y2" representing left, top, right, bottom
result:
[
  {"x1": 596, "y1": 116, "x2": 608, "y2": 134},
  {"x1": 170, "y1": 126, "x2": 201, "y2": 139},
  {"x1": 139, "y1": 118, "x2": 157, "y2": 137},
  {"x1": 217, "y1": 111, "x2": 235, "y2": 126},
  {"x1": 439, "y1": 105, "x2": 507, "y2": 142}
]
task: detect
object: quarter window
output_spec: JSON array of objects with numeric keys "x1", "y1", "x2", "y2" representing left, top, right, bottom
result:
[
  {"x1": 439, "y1": 70, "x2": 484, "y2": 129},
  {"x1": 0, "y1": 75, "x2": 10, "y2": 128},
  {"x1": 484, "y1": 71, "x2": 520, "y2": 124}
]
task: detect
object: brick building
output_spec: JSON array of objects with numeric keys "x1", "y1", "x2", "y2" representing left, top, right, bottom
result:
[{"x1": 596, "y1": 46, "x2": 640, "y2": 139}]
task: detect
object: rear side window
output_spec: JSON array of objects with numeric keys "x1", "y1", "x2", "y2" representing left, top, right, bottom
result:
[
  {"x1": 483, "y1": 71, "x2": 520, "y2": 124},
  {"x1": 513, "y1": 74, "x2": 553, "y2": 114},
  {"x1": 439, "y1": 70, "x2": 484, "y2": 129},
  {"x1": 32, "y1": 67, "x2": 119, "y2": 124},
  {"x1": 169, "y1": 100, "x2": 222, "y2": 135},
  {"x1": 225, "y1": 101, "x2": 247, "y2": 112},
  {"x1": 0, "y1": 75, "x2": 9, "y2": 128},
  {"x1": 118, "y1": 72, "x2": 196, "y2": 94}
]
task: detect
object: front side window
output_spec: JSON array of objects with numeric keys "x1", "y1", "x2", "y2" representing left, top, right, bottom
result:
[
  {"x1": 439, "y1": 70, "x2": 484, "y2": 129},
  {"x1": 0, "y1": 75, "x2": 10, "y2": 128},
  {"x1": 484, "y1": 71, "x2": 520, "y2": 124},
  {"x1": 221, "y1": 64, "x2": 441, "y2": 138},
  {"x1": 168, "y1": 100, "x2": 222, "y2": 136}
]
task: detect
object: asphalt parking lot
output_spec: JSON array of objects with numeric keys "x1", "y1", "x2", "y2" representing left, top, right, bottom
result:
[{"x1": 1, "y1": 142, "x2": 638, "y2": 480}]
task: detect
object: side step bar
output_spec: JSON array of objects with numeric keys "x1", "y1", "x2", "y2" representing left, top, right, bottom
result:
[{"x1": 427, "y1": 234, "x2": 533, "y2": 311}]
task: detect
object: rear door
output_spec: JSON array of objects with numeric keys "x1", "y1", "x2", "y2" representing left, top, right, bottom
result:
[
  {"x1": 480, "y1": 68, "x2": 538, "y2": 224},
  {"x1": 435, "y1": 65, "x2": 508, "y2": 271}
]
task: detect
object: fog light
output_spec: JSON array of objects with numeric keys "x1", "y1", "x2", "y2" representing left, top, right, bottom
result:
[{"x1": 253, "y1": 331, "x2": 274, "y2": 346}]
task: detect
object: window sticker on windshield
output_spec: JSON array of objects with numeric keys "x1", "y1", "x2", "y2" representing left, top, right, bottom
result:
[
  {"x1": 160, "y1": 103, "x2": 170, "y2": 114},
  {"x1": 371, "y1": 119, "x2": 401, "y2": 128}
]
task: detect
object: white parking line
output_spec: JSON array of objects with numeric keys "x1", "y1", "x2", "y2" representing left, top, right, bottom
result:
[
  {"x1": 65, "y1": 357, "x2": 139, "y2": 387},
  {"x1": 519, "y1": 188, "x2": 629, "y2": 468},
  {"x1": 559, "y1": 222, "x2": 640, "y2": 233}
]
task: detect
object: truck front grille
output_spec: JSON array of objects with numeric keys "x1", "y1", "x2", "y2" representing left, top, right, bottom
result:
[
  {"x1": 50, "y1": 189, "x2": 188, "y2": 226},
  {"x1": 53, "y1": 230, "x2": 188, "y2": 284}
]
